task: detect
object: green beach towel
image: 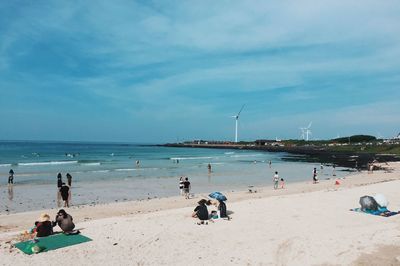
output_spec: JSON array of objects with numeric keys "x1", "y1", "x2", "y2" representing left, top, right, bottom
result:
[{"x1": 15, "y1": 233, "x2": 92, "y2": 255}]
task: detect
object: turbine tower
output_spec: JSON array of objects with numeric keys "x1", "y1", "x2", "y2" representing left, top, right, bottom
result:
[
  {"x1": 232, "y1": 104, "x2": 245, "y2": 143},
  {"x1": 305, "y1": 122, "x2": 312, "y2": 141},
  {"x1": 300, "y1": 122, "x2": 312, "y2": 141}
]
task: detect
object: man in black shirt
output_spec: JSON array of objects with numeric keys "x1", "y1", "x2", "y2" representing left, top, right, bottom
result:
[
  {"x1": 192, "y1": 199, "x2": 209, "y2": 222},
  {"x1": 183, "y1": 177, "x2": 191, "y2": 199}
]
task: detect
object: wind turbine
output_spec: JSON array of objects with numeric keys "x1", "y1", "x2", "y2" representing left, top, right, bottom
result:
[
  {"x1": 300, "y1": 122, "x2": 312, "y2": 141},
  {"x1": 305, "y1": 122, "x2": 312, "y2": 141},
  {"x1": 232, "y1": 104, "x2": 245, "y2": 143}
]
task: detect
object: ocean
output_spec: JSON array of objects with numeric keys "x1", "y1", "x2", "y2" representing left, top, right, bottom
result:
[{"x1": 0, "y1": 141, "x2": 349, "y2": 213}]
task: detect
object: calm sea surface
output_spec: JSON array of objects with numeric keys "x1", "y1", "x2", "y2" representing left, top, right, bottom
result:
[{"x1": 0, "y1": 141, "x2": 349, "y2": 213}]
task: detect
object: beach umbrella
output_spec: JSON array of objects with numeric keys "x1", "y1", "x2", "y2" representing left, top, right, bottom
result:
[{"x1": 208, "y1": 192, "x2": 227, "y2": 201}]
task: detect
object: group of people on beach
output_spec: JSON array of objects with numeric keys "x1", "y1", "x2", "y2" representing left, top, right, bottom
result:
[
  {"x1": 179, "y1": 176, "x2": 191, "y2": 199},
  {"x1": 57, "y1": 173, "x2": 72, "y2": 208},
  {"x1": 33, "y1": 209, "x2": 77, "y2": 237},
  {"x1": 192, "y1": 198, "x2": 230, "y2": 224}
]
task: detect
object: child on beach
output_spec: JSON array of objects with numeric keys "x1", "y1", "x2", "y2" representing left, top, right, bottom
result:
[
  {"x1": 280, "y1": 178, "x2": 285, "y2": 189},
  {"x1": 273, "y1": 171, "x2": 279, "y2": 189}
]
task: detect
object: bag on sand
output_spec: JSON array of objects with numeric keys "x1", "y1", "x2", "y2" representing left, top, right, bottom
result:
[{"x1": 359, "y1": 196, "x2": 379, "y2": 211}]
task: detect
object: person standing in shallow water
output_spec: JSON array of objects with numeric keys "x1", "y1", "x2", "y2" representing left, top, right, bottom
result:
[
  {"x1": 8, "y1": 169, "x2": 14, "y2": 184},
  {"x1": 66, "y1": 173, "x2": 72, "y2": 187}
]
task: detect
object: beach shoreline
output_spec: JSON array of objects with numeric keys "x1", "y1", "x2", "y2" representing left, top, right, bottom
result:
[
  {"x1": 1, "y1": 162, "x2": 398, "y2": 233},
  {"x1": 1, "y1": 162, "x2": 400, "y2": 265}
]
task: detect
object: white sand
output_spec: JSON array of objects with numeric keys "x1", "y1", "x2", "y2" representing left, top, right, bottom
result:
[{"x1": 1, "y1": 162, "x2": 400, "y2": 265}]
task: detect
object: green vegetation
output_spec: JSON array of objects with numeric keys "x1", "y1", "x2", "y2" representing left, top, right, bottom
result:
[{"x1": 332, "y1": 135, "x2": 376, "y2": 143}]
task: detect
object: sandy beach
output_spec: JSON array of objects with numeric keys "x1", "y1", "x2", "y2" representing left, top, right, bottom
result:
[{"x1": 1, "y1": 162, "x2": 400, "y2": 265}]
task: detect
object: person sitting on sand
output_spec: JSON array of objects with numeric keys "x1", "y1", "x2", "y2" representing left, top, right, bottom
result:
[
  {"x1": 215, "y1": 199, "x2": 230, "y2": 219},
  {"x1": 55, "y1": 209, "x2": 76, "y2": 233},
  {"x1": 35, "y1": 213, "x2": 55, "y2": 237},
  {"x1": 60, "y1": 183, "x2": 70, "y2": 207},
  {"x1": 192, "y1": 199, "x2": 209, "y2": 223}
]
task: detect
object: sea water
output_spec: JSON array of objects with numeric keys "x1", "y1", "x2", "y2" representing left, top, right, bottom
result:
[{"x1": 0, "y1": 141, "x2": 349, "y2": 213}]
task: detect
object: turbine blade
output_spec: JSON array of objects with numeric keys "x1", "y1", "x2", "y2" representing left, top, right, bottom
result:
[{"x1": 237, "y1": 104, "x2": 245, "y2": 117}]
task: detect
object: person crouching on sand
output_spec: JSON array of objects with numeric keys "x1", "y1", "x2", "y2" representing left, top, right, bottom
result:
[
  {"x1": 192, "y1": 199, "x2": 209, "y2": 224},
  {"x1": 55, "y1": 209, "x2": 76, "y2": 234}
]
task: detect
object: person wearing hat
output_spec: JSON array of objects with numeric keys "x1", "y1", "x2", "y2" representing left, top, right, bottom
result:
[
  {"x1": 192, "y1": 199, "x2": 209, "y2": 222},
  {"x1": 35, "y1": 213, "x2": 55, "y2": 237}
]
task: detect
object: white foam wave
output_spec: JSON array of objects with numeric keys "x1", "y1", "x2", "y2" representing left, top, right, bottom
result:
[
  {"x1": 0, "y1": 163, "x2": 12, "y2": 167},
  {"x1": 230, "y1": 154, "x2": 262, "y2": 158},
  {"x1": 170, "y1": 156, "x2": 213, "y2": 160},
  {"x1": 224, "y1": 152, "x2": 235, "y2": 155},
  {"x1": 81, "y1": 162, "x2": 101, "y2": 166},
  {"x1": 18, "y1": 161, "x2": 78, "y2": 166},
  {"x1": 115, "y1": 168, "x2": 138, "y2": 172},
  {"x1": 91, "y1": 170, "x2": 110, "y2": 173}
]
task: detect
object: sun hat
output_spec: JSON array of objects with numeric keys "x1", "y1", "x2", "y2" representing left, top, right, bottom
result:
[{"x1": 38, "y1": 213, "x2": 50, "y2": 222}]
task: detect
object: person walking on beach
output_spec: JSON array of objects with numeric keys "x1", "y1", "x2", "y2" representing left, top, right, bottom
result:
[
  {"x1": 8, "y1": 169, "x2": 14, "y2": 184},
  {"x1": 312, "y1": 168, "x2": 318, "y2": 184},
  {"x1": 179, "y1": 177, "x2": 184, "y2": 195},
  {"x1": 183, "y1": 177, "x2": 191, "y2": 199},
  {"x1": 60, "y1": 183, "x2": 70, "y2": 208},
  {"x1": 66, "y1": 173, "x2": 72, "y2": 187},
  {"x1": 273, "y1": 171, "x2": 279, "y2": 189},
  {"x1": 332, "y1": 165, "x2": 336, "y2": 176},
  {"x1": 269, "y1": 160, "x2": 272, "y2": 168},
  {"x1": 207, "y1": 163, "x2": 212, "y2": 173}
]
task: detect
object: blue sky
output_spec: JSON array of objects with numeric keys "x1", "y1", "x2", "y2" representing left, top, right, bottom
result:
[{"x1": 0, "y1": 0, "x2": 399, "y2": 142}]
